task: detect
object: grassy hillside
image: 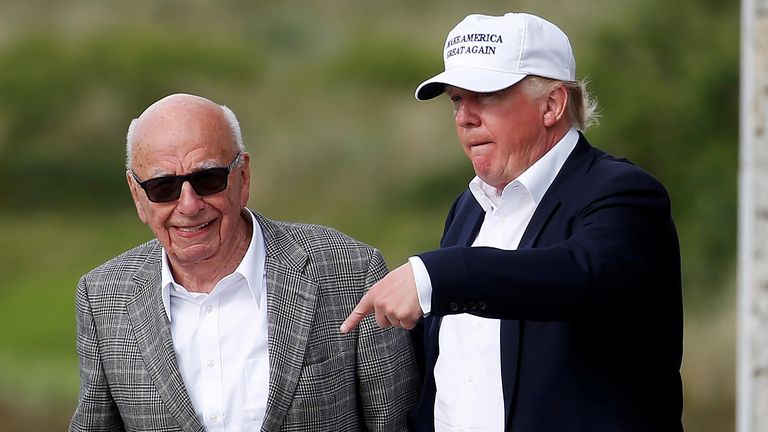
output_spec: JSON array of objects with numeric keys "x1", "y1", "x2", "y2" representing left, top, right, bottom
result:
[{"x1": 0, "y1": 0, "x2": 738, "y2": 430}]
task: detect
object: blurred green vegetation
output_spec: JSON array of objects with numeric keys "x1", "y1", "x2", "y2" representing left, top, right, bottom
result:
[{"x1": 0, "y1": 0, "x2": 738, "y2": 431}]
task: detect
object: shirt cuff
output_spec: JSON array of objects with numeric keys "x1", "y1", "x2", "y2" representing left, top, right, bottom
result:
[{"x1": 408, "y1": 256, "x2": 433, "y2": 316}]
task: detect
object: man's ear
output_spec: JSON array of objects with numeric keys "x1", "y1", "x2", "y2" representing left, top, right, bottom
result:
[
  {"x1": 238, "y1": 152, "x2": 251, "y2": 208},
  {"x1": 126, "y1": 171, "x2": 149, "y2": 224},
  {"x1": 543, "y1": 85, "x2": 568, "y2": 127}
]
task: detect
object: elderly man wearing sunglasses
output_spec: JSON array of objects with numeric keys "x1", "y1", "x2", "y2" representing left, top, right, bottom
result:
[{"x1": 70, "y1": 93, "x2": 418, "y2": 432}]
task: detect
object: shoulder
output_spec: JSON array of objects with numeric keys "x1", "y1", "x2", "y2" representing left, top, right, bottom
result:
[
  {"x1": 256, "y1": 213, "x2": 383, "y2": 269},
  {"x1": 77, "y1": 239, "x2": 160, "y2": 305},
  {"x1": 591, "y1": 149, "x2": 669, "y2": 196},
  {"x1": 269, "y1": 218, "x2": 375, "y2": 252},
  {"x1": 551, "y1": 143, "x2": 674, "y2": 225},
  {"x1": 81, "y1": 239, "x2": 161, "y2": 282}
]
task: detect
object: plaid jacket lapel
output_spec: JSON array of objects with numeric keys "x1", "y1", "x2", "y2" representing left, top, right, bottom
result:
[
  {"x1": 255, "y1": 215, "x2": 318, "y2": 432},
  {"x1": 126, "y1": 247, "x2": 205, "y2": 432}
]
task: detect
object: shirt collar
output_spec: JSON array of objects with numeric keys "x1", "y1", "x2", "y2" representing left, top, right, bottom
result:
[
  {"x1": 470, "y1": 127, "x2": 579, "y2": 212},
  {"x1": 160, "y1": 210, "x2": 266, "y2": 321}
]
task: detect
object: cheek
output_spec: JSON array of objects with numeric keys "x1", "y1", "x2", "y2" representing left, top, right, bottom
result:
[
  {"x1": 145, "y1": 207, "x2": 172, "y2": 234},
  {"x1": 495, "y1": 117, "x2": 535, "y2": 153}
]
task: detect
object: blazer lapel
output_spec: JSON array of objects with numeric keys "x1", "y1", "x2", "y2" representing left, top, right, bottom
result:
[
  {"x1": 126, "y1": 246, "x2": 204, "y2": 432},
  {"x1": 255, "y1": 214, "x2": 318, "y2": 432},
  {"x1": 518, "y1": 197, "x2": 561, "y2": 250},
  {"x1": 518, "y1": 135, "x2": 594, "y2": 249},
  {"x1": 455, "y1": 208, "x2": 484, "y2": 247},
  {"x1": 441, "y1": 192, "x2": 485, "y2": 248}
]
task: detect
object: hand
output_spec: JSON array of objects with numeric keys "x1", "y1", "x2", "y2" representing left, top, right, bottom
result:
[{"x1": 340, "y1": 262, "x2": 423, "y2": 333}]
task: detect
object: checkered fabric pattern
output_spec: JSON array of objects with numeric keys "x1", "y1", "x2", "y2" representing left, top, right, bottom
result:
[{"x1": 69, "y1": 211, "x2": 419, "y2": 432}]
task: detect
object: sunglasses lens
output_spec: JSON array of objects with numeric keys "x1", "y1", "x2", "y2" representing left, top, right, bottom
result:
[
  {"x1": 190, "y1": 168, "x2": 229, "y2": 196},
  {"x1": 137, "y1": 165, "x2": 232, "y2": 203},
  {"x1": 144, "y1": 177, "x2": 183, "y2": 203}
]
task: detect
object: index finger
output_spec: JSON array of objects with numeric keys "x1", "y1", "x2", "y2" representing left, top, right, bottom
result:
[{"x1": 339, "y1": 293, "x2": 374, "y2": 333}]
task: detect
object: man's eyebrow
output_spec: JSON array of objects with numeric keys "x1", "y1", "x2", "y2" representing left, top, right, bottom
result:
[
  {"x1": 196, "y1": 160, "x2": 220, "y2": 170},
  {"x1": 144, "y1": 160, "x2": 221, "y2": 178}
]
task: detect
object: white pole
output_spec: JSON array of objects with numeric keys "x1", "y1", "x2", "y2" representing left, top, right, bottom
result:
[{"x1": 739, "y1": 0, "x2": 768, "y2": 430}]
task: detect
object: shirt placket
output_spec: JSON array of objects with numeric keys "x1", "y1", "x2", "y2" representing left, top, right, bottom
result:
[{"x1": 199, "y1": 295, "x2": 225, "y2": 431}]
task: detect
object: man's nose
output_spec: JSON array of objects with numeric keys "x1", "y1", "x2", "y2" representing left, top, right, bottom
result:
[
  {"x1": 176, "y1": 181, "x2": 205, "y2": 214},
  {"x1": 454, "y1": 100, "x2": 481, "y2": 128}
]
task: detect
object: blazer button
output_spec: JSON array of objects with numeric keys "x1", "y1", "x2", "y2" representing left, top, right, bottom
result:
[
  {"x1": 450, "y1": 302, "x2": 459, "y2": 312},
  {"x1": 468, "y1": 302, "x2": 477, "y2": 311},
  {"x1": 478, "y1": 301, "x2": 487, "y2": 310},
  {"x1": 460, "y1": 303, "x2": 468, "y2": 312}
]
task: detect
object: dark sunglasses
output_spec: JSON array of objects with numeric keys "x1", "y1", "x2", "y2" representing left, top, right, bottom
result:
[{"x1": 131, "y1": 152, "x2": 242, "y2": 203}]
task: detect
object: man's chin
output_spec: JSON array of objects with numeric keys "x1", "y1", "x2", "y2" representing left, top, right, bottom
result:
[{"x1": 168, "y1": 243, "x2": 216, "y2": 267}]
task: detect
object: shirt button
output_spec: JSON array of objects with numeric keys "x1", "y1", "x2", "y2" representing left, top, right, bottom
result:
[
  {"x1": 467, "y1": 374, "x2": 474, "y2": 383},
  {"x1": 207, "y1": 359, "x2": 215, "y2": 368},
  {"x1": 205, "y1": 305, "x2": 213, "y2": 313},
  {"x1": 498, "y1": 217, "x2": 508, "y2": 225},
  {"x1": 474, "y1": 321, "x2": 482, "y2": 330},
  {"x1": 209, "y1": 414, "x2": 218, "y2": 422}
]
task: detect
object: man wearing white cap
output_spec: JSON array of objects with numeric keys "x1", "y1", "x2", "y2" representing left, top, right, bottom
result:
[{"x1": 341, "y1": 12, "x2": 683, "y2": 432}]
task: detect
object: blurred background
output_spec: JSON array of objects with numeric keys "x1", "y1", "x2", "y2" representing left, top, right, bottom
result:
[{"x1": 0, "y1": 0, "x2": 737, "y2": 430}]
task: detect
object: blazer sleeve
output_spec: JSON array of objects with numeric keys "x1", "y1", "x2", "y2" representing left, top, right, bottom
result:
[
  {"x1": 419, "y1": 166, "x2": 680, "y2": 321},
  {"x1": 356, "y1": 249, "x2": 420, "y2": 432},
  {"x1": 69, "y1": 277, "x2": 125, "y2": 432}
]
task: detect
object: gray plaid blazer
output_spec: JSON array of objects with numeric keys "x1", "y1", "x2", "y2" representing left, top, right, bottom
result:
[{"x1": 70, "y1": 211, "x2": 419, "y2": 431}]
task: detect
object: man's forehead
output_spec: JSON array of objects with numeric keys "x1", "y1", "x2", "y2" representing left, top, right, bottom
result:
[
  {"x1": 134, "y1": 112, "x2": 229, "y2": 151},
  {"x1": 131, "y1": 132, "x2": 232, "y2": 172},
  {"x1": 135, "y1": 153, "x2": 227, "y2": 177},
  {"x1": 129, "y1": 97, "x2": 234, "y2": 172}
]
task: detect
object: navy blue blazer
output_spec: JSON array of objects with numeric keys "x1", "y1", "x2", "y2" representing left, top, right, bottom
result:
[{"x1": 408, "y1": 134, "x2": 683, "y2": 431}]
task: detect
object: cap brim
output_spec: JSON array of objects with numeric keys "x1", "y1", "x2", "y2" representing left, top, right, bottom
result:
[{"x1": 415, "y1": 67, "x2": 528, "y2": 100}]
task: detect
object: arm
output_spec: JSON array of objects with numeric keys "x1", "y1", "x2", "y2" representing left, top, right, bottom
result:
[
  {"x1": 423, "y1": 168, "x2": 680, "y2": 320},
  {"x1": 343, "y1": 163, "x2": 680, "y2": 331},
  {"x1": 342, "y1": 167, "x2": 680, "y2": 330},
  {"x1": 69, "y1": 277, "x2": 125, "y2": 432},
  {"x1": 356, "y1": 250, "x2": 420, "y2": 432}
]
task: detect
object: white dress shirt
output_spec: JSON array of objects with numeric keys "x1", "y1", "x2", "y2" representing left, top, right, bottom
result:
[
  {"x1": 410, "y1": 127, "x2": 579, "y2": 431},
  {"x1": 161, "y1": 211, "x2": 269, "y2": 432}
]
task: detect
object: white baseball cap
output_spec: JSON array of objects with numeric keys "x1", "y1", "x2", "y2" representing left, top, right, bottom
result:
[{"x1": 415, "y1": 13, "x2": 576, "y2": 100}]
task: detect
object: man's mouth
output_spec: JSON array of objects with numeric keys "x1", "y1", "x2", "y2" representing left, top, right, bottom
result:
[
  {"x1": 177, "y1": 222, "x2": 210, "y2": 233},
  {"x1": 468, "y1": 141, "x2": 493, "y2": 152}
]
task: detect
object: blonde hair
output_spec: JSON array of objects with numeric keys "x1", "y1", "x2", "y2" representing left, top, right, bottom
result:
[{"x1": 521, "y1": 76, "x2": 600, "y2": 131}]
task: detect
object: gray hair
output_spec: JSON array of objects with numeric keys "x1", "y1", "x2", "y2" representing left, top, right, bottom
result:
[
  {"x1": 125, "y1": 104, "x2": 245, "y2": 169},
  {"x1": 520, "y1": 76, "x2": 600, "y2": 131}
]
